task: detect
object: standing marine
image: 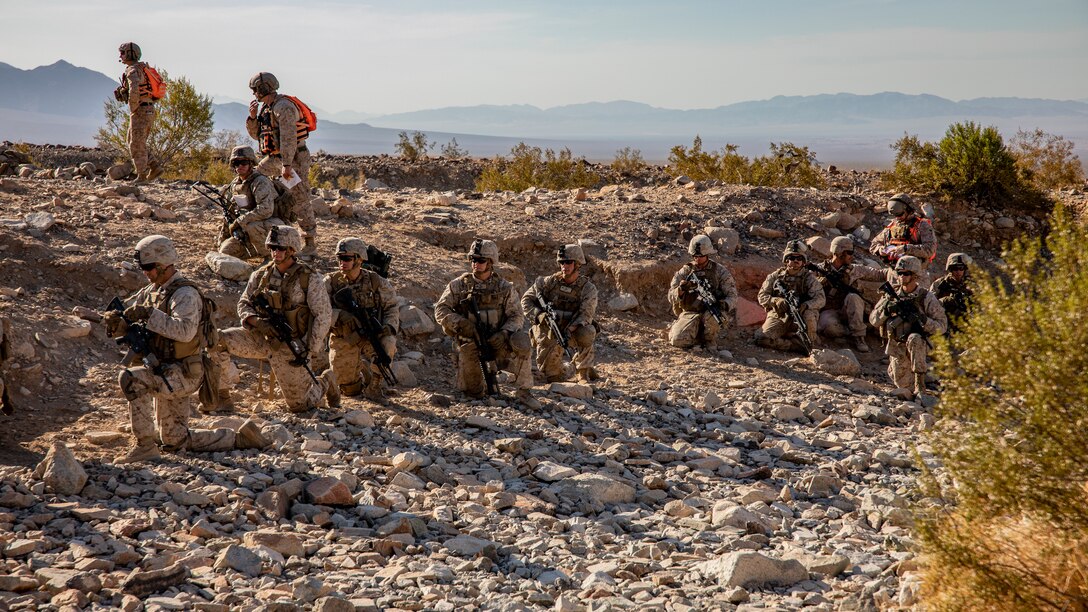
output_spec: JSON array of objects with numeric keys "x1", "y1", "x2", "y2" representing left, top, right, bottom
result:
[
  {"x1": 114, "y1": 42, "x2": 161, "y2": 183},
  {"x1": 522, "y1": 243, "x2": 599, "y2": 383}
]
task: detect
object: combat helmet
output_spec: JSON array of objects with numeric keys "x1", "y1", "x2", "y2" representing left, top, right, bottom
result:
[
  {"x1": 894, "y1": 255, "x2": 923, "y2": 275},
  {"x1": 887, "y1": 193, "x2": 914, "y2": 216},
  {"x1": 118, "y1": 42, "x2": 141, "y2": 63},
  {"x1": 830, "y1": 236, "x2": 854, "y2": 255},
  {"x1": 229, "y1": 146, "x2": 258, "y2": 166},
  {"x1": 556, "y1": 244, "x2": 586, "y2": 265},
  {"x1": 782, "y1": 239, "x2": 808, "y2": 263},
  {"x1": 468, "y1": 239, "x2": 499, "y2": 266},
  {"x1": 688, "y1": 234, "x2": 716, "y2": 256},
  {"x1": 265, "y1": 225, "x2": 301, "y2": 253},
  {"x1": 336, "y1": 237, "x2": 368, "y2": 261},
  {"x1": 134, "y1": 235, "x2": 177, "y2": 268},
  {"x1": 946, "y1": 252, "x2": 972, "y2": 270},
  {"x1": 249, "y1": 72, "x2": 279, "y2": 97}
]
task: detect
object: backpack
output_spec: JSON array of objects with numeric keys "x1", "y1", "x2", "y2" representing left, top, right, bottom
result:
[
  {"x1": 362, "y1": 245, "x2": 394, "y2": 278},
  {"x1": 142, "y1": 65, "x2": 167, "y2": 100},
  {"x1": 272, "y1": 179, "x2": 298, "y2": 223},
  {"x1": 283, "y1": 95, "x2": 317, "y2": 133}
]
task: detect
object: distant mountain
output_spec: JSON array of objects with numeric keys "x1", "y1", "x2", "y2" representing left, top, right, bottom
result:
[{"x1": 0, "y1": 60, "x2": 117, "y2": 118}]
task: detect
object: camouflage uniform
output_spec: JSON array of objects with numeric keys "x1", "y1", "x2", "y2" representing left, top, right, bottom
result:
[
  {"x1": 810, "y1": 260, "x2": 885, "y2": 339},
  {"x1": 211, "y1": 259, "x2": 333, "y2": 412},
  {"x1": 219, "y1": 171, "x2": 283, "y2": 259},
  {"x1": 119, "y1": 62, "x2": 156, "y2": 179},
  {"x1": 870, "y1": 257, "x2": 947, "y2": 395},
  {"x1": 435, "y1": 272, "x2": 532, "y2": 397},
  {"x1": 522, "y1": 272, "x2": 598, "y2": 381},
  {"x1": 245, "y1": 96, "x2": 315, "y2": 243},
  {"x1": 326, "y1": 269, "x2": 399, "y2": 397},
  {"x1": 0, "y1": 316, "x2": 11, "y2": 415},
  {"x1": 755, "y1": 267, "x2": 825, "y2": 352},
  {"x1": 668, "y1": 260, "x2": 738, "y2": 349},
  {"x1": 871, "y1": 195, "x2": 937, "y2": 286}
]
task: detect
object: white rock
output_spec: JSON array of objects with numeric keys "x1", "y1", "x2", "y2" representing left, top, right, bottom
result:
[
  {"x1": 553, "y1": 473, "x2": 635, "y2": 505},
  {"x1": 32, "y1": 441, "x2": 87, "y2": 495},
  {"x1": 343, "y1": 409, "x2": 375, "y2": 428},
  {"x1": 810, "y1": 348, "x2": 861, "y2": 377},
  {"x1": 533, "y1": 461, "x2": 578, "y2": 482},
  {"x1": 25, "y1": 212, "x2": 56, "y2": 231},
  {"x1": 392, "y1": 451, "x2": 431, "y2": 470},
  {"x1": 57, "y1": 317, "x2": 92, "y2": 339},
  {"x1": 607, "y1": 293, "x2": 639, "y2": 311},
  {"x1": 204, "y1": 252, "x2": 253, "y2": 281},
  {"x1": 696, "y1": 551, "x2": 808, "y2": 588},
  {"x1": 398, "y1": 305, "x2": 435, "y2": 336},
  {"x1": 548, "y1": 382, "x2": 592, "y2": 400},
  {"x1": 443, "y1": 535, "x2": 497, "y2": 557}
]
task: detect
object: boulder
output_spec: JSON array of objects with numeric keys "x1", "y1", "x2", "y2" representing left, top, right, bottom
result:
[
  {"x1": 398, "y1": 304, "x2": 435, "y2": 336},
  {"x1": 554, "y1": 473, "x2": 635, "y2": 505},
  {"x1": 108, "y1": 162, "x2": 133, "y2": 181},
  {"x1": 736, "y1": 297, "x2": 766, "y2": 327},
  {"x1": 242, "y1": 531, "x2": 305, "y2": 558},
  {"x1": 607, "y1": 293, "x2": 639, "y2": 311},
  {"x1": 213, "y1": 545, "x2": 262, "y2": 577},
  {"x1": 704, "y1": 226, "x2": 741, "y2": 255},
  {"x1": 548, "y1": 382, "x2": 593, "y2": 400},
  {"x1": 533, "y1": 461, "x2": 578, "y2": 482},
  {"x1": 810, "y1": 348, "x2": 861, "y2": 377},
  {"x1": 33, "y1": 441, "x2": 87, "y2": 495},
  {"x1": 205, "y1": 251, "x2": 254, "y2": 281},
  {"x1": 444, "y1": 535, "x2": 498, "y2": 558},
  {"x1": 805, "y1": 236, "x2": 832, "y2": 259},
  {"x1": 305, "y1": 477, "x2": 354, "y2": 506},
  {"x1": 390, "y1": 361, "x2": 417, "y2": 387},
  {"x1": 25, "y1": 211, "x2": 55, "y2": 231},
  {"x1": 696, "y1": 551, "x2": 808, "y2": 588}
]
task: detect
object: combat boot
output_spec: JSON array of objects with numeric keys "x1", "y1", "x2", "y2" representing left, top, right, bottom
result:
[
  {"x1": 516, "y1": 388, "x2": 541, "y2": 410},
  {"x1": 115, "y1": 443, "x2": 160, "y2": 465},
  {"x1": 340, "y1": 380, "x2": 364, "y2": 398},
  {"x1": 300, "y1": 236, "x2": 318, "y2": 257},
  {"x1": 576, "y1": 367, "x2": 599, "y2": 383},
  {"x1": 913, "y1": 373, "x2": 928, "y2": 400},
  {"x1": 363, "y1": 370, "x2": 385, "y2": 403},
  {"x1": 321, "y1": 369, "x2": 340, "y2": 408},
  {"x1": 852, "y1": 335, "x2": 870, "y2": 353}
]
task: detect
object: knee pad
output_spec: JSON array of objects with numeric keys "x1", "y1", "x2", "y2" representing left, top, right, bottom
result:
[
  {"x1": 509, "y1": 331, "x2": 531, "y2": 354},
  {"x1": 118, "y1": 369, "x2": 144, "y2": 401}
]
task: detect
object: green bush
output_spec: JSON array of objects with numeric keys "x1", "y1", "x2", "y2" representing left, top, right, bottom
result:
[
  {"x1": 395, "y1": 131, "x2": 433, "y2": 161},
  {"x1": 96, "y1": 72, "x2": 215, "y2": 176},
  {"x1": 668, "y1": 136, "x2": 731, "y2": 181},
  {"x1": 1010, "y1": 128, "x2": 1085, "y2": 190},
  {"x1": 667, "y1": 137, "x2": 824, "y2": 187},
  {"x1": 611, "y1": 147, "x2": 645, "y2": 174},
  {"x1": 918, "y1": 205, "x2": 1088, "y2": 610},
  {"x1": 475, "y1": 143, "x2": 600, "y2": 192},
  {"x1": 440, "y1": 138, "x2": 467, "y2": 159}
]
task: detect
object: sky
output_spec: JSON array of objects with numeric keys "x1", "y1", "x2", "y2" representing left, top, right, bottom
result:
[{"x1": 3, "y1": 0, "x2": 1087, "y2": 116}]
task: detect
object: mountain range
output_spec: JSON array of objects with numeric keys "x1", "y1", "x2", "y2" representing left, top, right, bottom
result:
[{"x1": 2, "y1": 60, "x2": 1086, "y2": 166}]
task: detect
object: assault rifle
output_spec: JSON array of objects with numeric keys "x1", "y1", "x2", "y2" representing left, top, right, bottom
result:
[
  {"x1": 686, "y1": 271, "x2": 724, "y2": 326},
  {"x1": 250, "y1": 293, "x2": 320, "y2": 384},
  {"x1": 878, "y1": 282, "x2": 932, "y2": 347},
  {"x1": 806, "y1": 262, "x2": 862, "y2": 301},
  {"x1": 535, "y1": 295, "x2": 572, "y2": 361},
  {"x1": 1, "y1": 386, "x2": 12, "y2": 416},
  {"x1": 332, "y1": 288, "x2": 398, "y2": 386},
  {"x1": 105, "y1": 297, "x2": 173, "y2": 392},
  {"x1": 191, "y1": 181, "x2": 256, "y2": 257},
  {"x1": 772, "y1": 280, "x2": 813, "y2": 356},
  {"x1": 460, "y1": 292, "x2": 500, "y2": 396}
]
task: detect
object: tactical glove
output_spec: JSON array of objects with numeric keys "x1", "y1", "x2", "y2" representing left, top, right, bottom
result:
[
  {"x1": 770, "y1": 297, "x2": 788, "y2": 315},
  {"x1": 454, "y1": 318, "x2": 476, "y2": 337},
  {"x1": 104, "y1": 311, "x2": 128, "y2": 338},
  {"x1": 486, "y1": 329, "x2": 510, "y2": 350},
  {"x1": 124, "y1": 305, "x2": 153, "y2": 322},
  {"x1": 535, "y1": 312, "x2": 548, "y2": 325},
  {"x1": 679, "y1": 280, "x2": 695, "y2": 293}
]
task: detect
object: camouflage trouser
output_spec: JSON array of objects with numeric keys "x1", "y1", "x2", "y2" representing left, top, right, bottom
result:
[
  {"x1": 669, "y1": 311, "x2": 722, "y2": 349},
  {"x1": 817, "y1": 293, "x2": 868, "y2": 338},
  {"x1": 118, "y1": 356, "x2": 201, "y2": 448},
  {"x1": 330, "y1": 332, "x2": 397, "y2": 393},
  {"x1": 128, "y1": 105, "x2": 155, "y2": 177},
  {"x1": 256, "y1": 149, "x2": 315, "y2": 239},
  {"x1": 219, "y1": 216, "x2": 284, "y2": 259},
  {"x1": 532, "y1": 323, "x2": 595, "y2": 380},
  {"x1": 210, "y1": 327, "x2": 323, "y2": 412},
  {"x1": 454, "y1": 331, "x2": 531, "y2": 396},
  {"x1": 885, "y1": 333, "x2": 929, "y2": 389},
  {"x1": 755, "y1": 309, "x2": 819, "y2": 351}
]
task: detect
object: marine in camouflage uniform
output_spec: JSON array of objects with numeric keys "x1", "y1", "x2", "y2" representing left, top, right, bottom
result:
[
  {"x1": 755, "y1": 240, "x2": 825, "y2": 353},
  {"x1": 218, "y1": 146, "x2": 284, "y2": 260},
  {"x1": 105, "y1": 236, "x2": 260, "y2": 464},
  {"x1": 325, "y1": 237, "x2": 399, "y2": 401},
  {"x1": 245, "y1": 72, "x2": 317, "y2": 255},
  {"x1": 210, "y1": 225, "x2": 337, "y2": 413},
  {"x1": 434, "y1": 239, "x2": 538, "y2": 409},
  {"x1": 0, "y1": 315, "x2": 11, "y2": 416},
  {"x1": 811, "y1": 236, "x2": 885, "y2": 353},
  {"x1": 522, "y1": 244, "x2": 599, "y2": 383},
  {"x1": 115, "y1": 42, "x2": 159, "y2": 182},
  {"x1": 668, "y1": 234, "x2": 738, "y2": 351},
  {"x1": 871, "y1": 193, "x2": 937, "y2": 284},
  {"x1": 929, "y1": 252, "x2": 974, "y2": 334},
  {"x1": 870, "y1": 256, "x2": 947, "y2": 399}
]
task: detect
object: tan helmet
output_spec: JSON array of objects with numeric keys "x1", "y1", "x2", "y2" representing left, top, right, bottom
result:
[
  {"x1": 688, "y1": 234, "x2": 716, "y2": 256},
  {"x1": 556, "y1": 244, "x2": 586, "y2": 265},
  {"x1": 782, "y1": 239, "x2": 809, "y2": 263},
  {"x1": 229, "y1": 146, "x2": 258, "y2": 165},
  {"x1": 134, "y1": 235, "x2": 177, "y2": 267},
  {"x1": 265, "y1": 225, "x2": 301, "y2": 253},
  {"x1": 830, "y1": 236, "x2": 855, "y2": 255},
  {"x1": 336, "y1": 237, "x2": 369, "y2": 261},
  {"x1": 118, "y1": 42, "x2": 142, "y2": 62},
  {"x1": 888, "y1": 193, "x2": 914, "y2": 216},
  {"x1": 895, "y1": 255, "x2": 923, "y2": 275},
  {"x1": 249, "y1": 72, "x2": 279, "y2": 97},
  {"x1": 946, "y1": 252, "x2": 972, "y2": 270},
  {"x1": 468, "y1": 239, "x2": 499, "y2": 266}
]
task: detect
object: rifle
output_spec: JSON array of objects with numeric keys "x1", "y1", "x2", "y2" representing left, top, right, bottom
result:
[
  {"x1": 191, "y1": 181, "x2": 256, "y2": 256},
  {"x1": 1, "y1": 385, "x2": 13, "y2": 416},
  {"x1": 878, "y1": 282, "x2": 932, "y2": 347},
  {"x1": 807, "y1": 263, "x2": 863, "y2": 301},
  {"x1": 105, "y1": 297, "x2": 174, "y2": 392},
  {"x1": 332, "y1": 288, "x2": 398, "y2": 386},
  {"x1": 535, "y1": 295, "x2": 573, "y2": 361},
  {"x1": 686, "y1": 271, "x2": 725, "y2": 326},
  {"x1": 461, "y1": 292, "x2": 500, "y2": 396},
  {"x1": 772, "y1": 280, "x2": 813, "y2": 356},
  {"x1": 250, "y1": 293, "x2": 320, "y2": 385}
]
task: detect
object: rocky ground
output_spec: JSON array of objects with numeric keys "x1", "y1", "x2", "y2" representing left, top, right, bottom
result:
[{"x1": 0, "y1": 146, "x2": 1084, "y2": 611}]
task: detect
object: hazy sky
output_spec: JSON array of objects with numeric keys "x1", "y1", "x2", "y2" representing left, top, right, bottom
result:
[{"x1": 4, "y1": 0, "x2": 1087, "y2": 115}]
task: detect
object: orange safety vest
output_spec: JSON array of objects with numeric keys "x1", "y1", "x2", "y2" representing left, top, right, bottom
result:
[{"x1": 883, "y1": 216, "x2": 936, "y2": 263}]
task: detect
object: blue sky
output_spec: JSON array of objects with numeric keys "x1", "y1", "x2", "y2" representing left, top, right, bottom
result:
[{"x1": 3, "y1": 0, "x2": 1086, "y2": 115}]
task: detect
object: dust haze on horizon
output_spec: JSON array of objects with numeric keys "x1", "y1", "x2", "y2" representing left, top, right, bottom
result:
[{"x1": 2, "y1": 0, "x2": 1087, "y2": 117}]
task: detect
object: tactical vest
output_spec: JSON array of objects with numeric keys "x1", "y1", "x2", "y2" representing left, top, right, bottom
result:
[
  {"x1": 252, "y1": 261, "x2": 313, "y2": 339},
  {"x1": 812, "y1": 261, "x2": 852, "y2": 309},
  {"x1": 541, "y1": 274, "x2": 589, "y2": 325},
  {"x1": 886, "y1": 287, "x2": 929, "y2": 340},
  {"x1": 119, "y1": 63, "x2": 154, "y2": 105},
  {"x1": 773, "y1": 269, "x2": 814, "y2": 301},
  {"x1": 135, "y1": 277, "x2": 213, "y2": 361},
  {"x1": 457, "y1": 273, "x2": 509, "y2": 330},
  {"x1": 677, "y1": 263, "x2": 719, "y2": 314},
  {"x1": 883, "y1": 216, "x2": 936, "y2": 263},
  {"x1": 256, "y1": 96, "x2": 308, "y2": 156},
  {"x1": 328, "y1": 270, "x2": 384, "y2": 336}
]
